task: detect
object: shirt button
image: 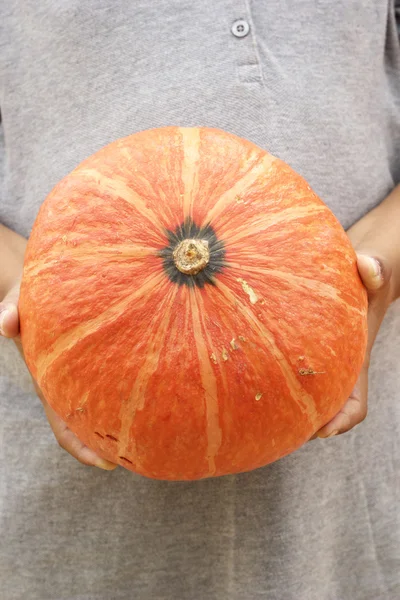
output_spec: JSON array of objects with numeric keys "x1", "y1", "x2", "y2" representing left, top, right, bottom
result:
[{"x1": 231, "y1": 19, "x2": 250, "y2": 38}]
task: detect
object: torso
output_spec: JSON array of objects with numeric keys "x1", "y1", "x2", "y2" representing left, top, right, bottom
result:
[{"x1": 1, "y1": 2, "x2": 399, "y2": 599}]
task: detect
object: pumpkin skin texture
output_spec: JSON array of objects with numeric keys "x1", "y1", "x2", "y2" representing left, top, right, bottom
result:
[{"x1": 19, "y1": 127, "x2": 368, "y2": 481}]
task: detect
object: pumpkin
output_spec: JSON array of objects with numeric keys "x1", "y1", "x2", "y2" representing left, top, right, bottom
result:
[{"x1": 19, "y1": 127, "x2": 368, "y2": 480}]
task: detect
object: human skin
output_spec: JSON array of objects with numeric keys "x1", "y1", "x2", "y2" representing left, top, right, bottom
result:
[{"x1": 0, "y1": 185, "x2": 399, "y2": 466}]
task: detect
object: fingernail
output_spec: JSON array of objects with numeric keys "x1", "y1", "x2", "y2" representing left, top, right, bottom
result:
[
  {"x1": 359, "y1": 255, "x2": 382, "y2": 280},
  {"x1": 0, "y1": 309, "x2": 6, "y2": 336},
  {"x1": 318, "y1": 429, "x2": 339, "y2": 439},
  {"x1": 327, "y1": 430, "x2": 339, "y2": 438},
  {"x1": 95, "y1": 459, "x2": 118, "y2": 471},
  {"x1": 368, "y1": 258, "x2": 382, "y2": 280}
]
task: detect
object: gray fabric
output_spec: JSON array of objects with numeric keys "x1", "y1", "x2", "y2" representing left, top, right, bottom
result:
[{"x1": 1, "y1": 1, "x2": 400, "y2": 598}]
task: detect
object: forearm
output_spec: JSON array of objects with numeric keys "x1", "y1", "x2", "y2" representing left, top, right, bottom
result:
[
  {"x1": 347, "y1": 184, "x2": 400, "y2": 303},
  {"x1": 0, "y1": 223, "x2": 27, "y2": 300}
]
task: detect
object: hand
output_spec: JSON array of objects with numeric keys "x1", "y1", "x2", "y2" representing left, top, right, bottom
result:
[
  {"x1": 0, "y1": 280, "x2": 118, "y2": 471},
  {"x1": 313, "y1": 252, "x2": 393, "y2": 439}
]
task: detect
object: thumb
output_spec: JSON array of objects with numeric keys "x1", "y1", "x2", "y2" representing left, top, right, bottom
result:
[
  {"x1": 356, "y1": 253, "x2": 392, "y2": 356},
  {"x1": 0, "y1": 279, "x2": 21, "y2": 339},
  {"x1": 356, "y1": 254, "x2": 391, "y2": 296}
]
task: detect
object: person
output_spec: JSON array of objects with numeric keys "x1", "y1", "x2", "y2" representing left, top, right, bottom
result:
[{"x1": 1, "y1": 2, "x2": 399, "y2": 599}]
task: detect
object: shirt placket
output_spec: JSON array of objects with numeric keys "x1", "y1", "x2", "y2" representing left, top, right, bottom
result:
[{"x1": 229, "y1": 1, "x2": 263, "y2": 84}]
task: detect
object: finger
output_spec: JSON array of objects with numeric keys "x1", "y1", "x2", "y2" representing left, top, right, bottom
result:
[
  {"x1": 356, "y1": 254, "x2": 393, "y2": 358},
  {"x1": 0, "y1": 280, "x2": 21, "y2": 339},
  {"x1": 316, "y1": 367, "x2": 368, "y2": 438},
  {"x1": 42, "y1": 399, "x2": 118, "y2": 471},
  {"x1": 309, "y1": 254, "x2": 387, "y2": 444},
  {"x1": 2, "y1": 282, "x2": 117, "y2": 470},
  {"x1": 356, "y1": 254, "x2": 386, "y2": 293},
  {"x1": 0, "y1": 302, "x2": 20, "y2": 338}
]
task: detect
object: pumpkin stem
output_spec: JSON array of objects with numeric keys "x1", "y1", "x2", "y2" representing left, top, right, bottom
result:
[{"x1": 173, "y1": 238, "x2": 210, "y2": 275}]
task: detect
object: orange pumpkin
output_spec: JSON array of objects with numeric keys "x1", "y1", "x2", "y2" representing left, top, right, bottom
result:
[{"x1": 19, "y1": 127, "x2": 368, "y2": 480}]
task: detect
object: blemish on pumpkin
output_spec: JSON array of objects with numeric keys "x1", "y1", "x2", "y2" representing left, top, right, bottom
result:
[
  {"x1": 210, "y1": 353, "x2": 217, "y2": 364},
  {"x1": 75, "y1": 394, "x2": 88, "y2": 414},
  {"x1": 106, "y1": 434, "x2": 119, "y2": 442},
  {"x1": 298, "y1": 356, "x2": 305, "y2": 361},
  {"x1": 222, "y1": 348, "x2": 229, "y2": 361},
  {"x1": 62, "y1": 235, "x2": 67, "y2": 243},
  {"x1": 237, "y1": 278, "x2": 258, "y2": 304},
  {"x1": 298, "y1": 368, "x2": 326, "y2": 376},
  {"x1": 94, "y1": 432, "x2": 104, "y2": 439},
  {"x1": 255, "y1": 392, "x2": 263, "y2": 401},
  {"x1": 238, "y1": 335, "x2": 246, "y2": 342},
  {"x1": 230, "y1": 338, "x2": 238, "y2": 350},
  {"x1": 235, "y1": 194, "x2": 244, "y2": 203},
  {"x1": 119, "y1": 456, "x2": 133, "y2": 464},
  {"x1": 210, "y1": 318, "x2": 223, "y2": 332}
]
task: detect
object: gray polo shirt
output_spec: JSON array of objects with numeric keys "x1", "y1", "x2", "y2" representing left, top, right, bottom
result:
[{"x1": 1, "y1": 2, "x2": 399, "y2": 599}]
